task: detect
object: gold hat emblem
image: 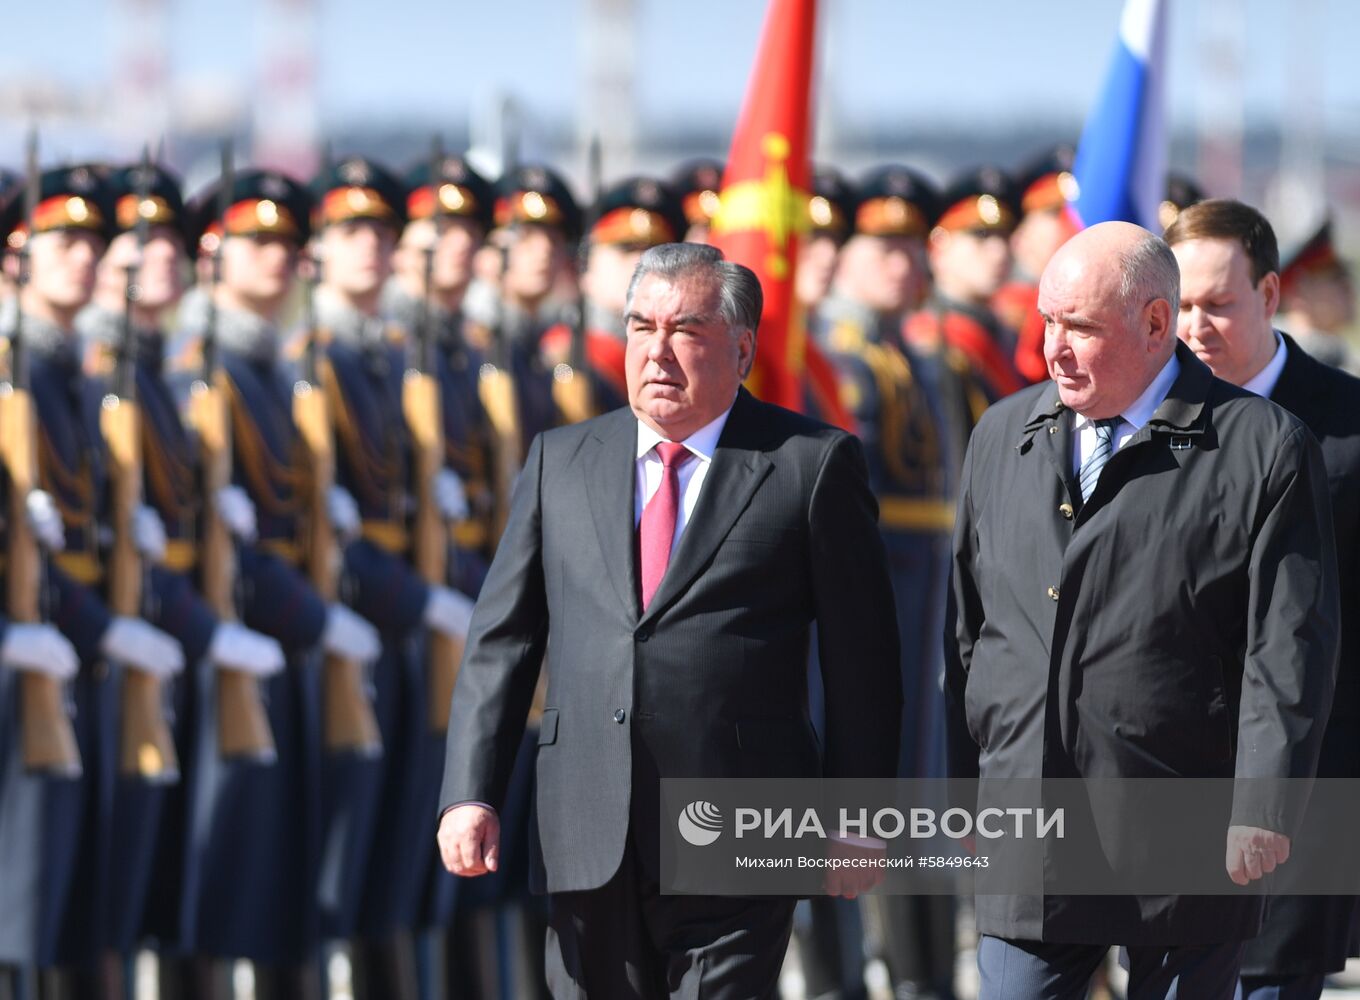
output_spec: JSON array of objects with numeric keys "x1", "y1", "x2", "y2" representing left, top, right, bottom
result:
[
  {"x1": 809, "y1": 196, "x2": 832, "y2": 227},
  {"x1": 628, "y1": 208, "x2": 654, "y2": 238},
  {"x1": 439, "y1": 184, "x2": 466, "y2": 212},
  {"x1": 522, "y1": 191, "x2": 548, "y2": 219},
  {"x1": 66, "y1": 197, "x2": 90, "y2": 223},
  {"x1": 257, "y1": 200, "x2": 280, "y2": 227},
  {"x1": 346, "y1": 188, "x2": 373, "y2": 212},
  {"x1": 977, "y1": 194, "x2": 1001, "y2": 226}
]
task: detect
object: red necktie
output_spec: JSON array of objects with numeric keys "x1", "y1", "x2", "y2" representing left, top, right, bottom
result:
[{"x1": 639, "y1": 442, "x2": 693, "y2": 611}]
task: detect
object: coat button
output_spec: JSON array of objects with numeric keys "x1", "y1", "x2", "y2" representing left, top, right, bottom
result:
[
  {"x1": 1047, "y1": 585, "x2": 1060, "y2": 601},
  {"x1": 1058, "y1": 503, "x2": 1074, "y2": 520},
  {"x1": 634, "y1": 626, "x2": 652, "y2": 643},
  {"x1": 614, "y1": 709, "x2": 626, "y2": 724},
  {"x1": 1048, "y1": 426, "x2": 1058, "y2": 435}
]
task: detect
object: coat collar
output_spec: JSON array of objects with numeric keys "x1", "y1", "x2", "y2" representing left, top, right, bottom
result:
[
  {"x1": 1020, "y1": 340, "x2": 1213, "y2": 439},
  {"x1": 1143, "y1": 340, "x2": 1213, "y2": 434}
]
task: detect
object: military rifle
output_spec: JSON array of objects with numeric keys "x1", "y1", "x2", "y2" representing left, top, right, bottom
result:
[
  {"x1": 293, "y1": 202, "x2": 382, "y2": 755},
  {"x1": 3, "y1": 129, "x2": 81, "y2": 775},
  {"x1": 189, "y1": 141, "x2": 276, "y2": 761},
  {"x1": 403, "y1": 135, "x2": 464, "y2": 732},
  {"x1": 108, "y1": 147, "x2": 179, "y2": 779}
]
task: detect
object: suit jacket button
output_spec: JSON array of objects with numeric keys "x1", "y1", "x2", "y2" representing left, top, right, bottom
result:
[
  {"x1": 1058, "y1": 503, "x2": 1074, "y2": 520},
  {"x1": 1047, "y1": 585, "x2": 1060, "y2": 601},
  {"x1": 634, "y1": 627, "x2": 652, "y2": 642},
  {"x1": 614, "y1": 709, "x2": 626, "y2": 724}
]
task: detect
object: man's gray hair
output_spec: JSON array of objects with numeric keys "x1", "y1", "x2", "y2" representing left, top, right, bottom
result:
[
  {"x1": 1117, "y1": 232, "x2": 1180, "y2": 320},
  {"x1": 624, "y1": 242, "x2": 763, "y2": 336}
]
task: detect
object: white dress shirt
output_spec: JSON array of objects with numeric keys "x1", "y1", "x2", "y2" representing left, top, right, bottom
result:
[
  {"x1": 634, "y1": 404, "x2": 734, "y2": 560},
  {"x1": 1240, "y1": 331, "x2": 1288, "y2": 399},
  {"x1": 1072, "y1": 353, "x2": 1180, "y2": 476}
]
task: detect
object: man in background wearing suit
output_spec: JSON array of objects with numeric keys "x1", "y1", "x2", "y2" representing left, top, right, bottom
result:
[
  {"x1": 437, "y1": 242, "x2": 902, "y2": 999},
  {"x1": 1167, "y1": 199, "x2": 1360, "y2": 1000}
]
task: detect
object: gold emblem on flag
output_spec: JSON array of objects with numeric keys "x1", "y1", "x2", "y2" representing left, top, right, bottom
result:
[{"x1": 711, "y1": 132, "x2": 810, "y2": 281}]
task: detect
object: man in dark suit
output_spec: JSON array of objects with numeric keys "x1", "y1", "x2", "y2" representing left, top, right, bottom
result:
[
  {"x1": 946, "y1": 221, "x2": 1339, "y2": 999},
  {"x1": 1167, "y1": 199, "x2": 1360, "y2": 1000},
  {"x1": 437, "y1": 242, "x2": 902, "y2": 998}
]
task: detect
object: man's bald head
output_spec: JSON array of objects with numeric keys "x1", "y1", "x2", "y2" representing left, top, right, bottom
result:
[
  {"x1": 1038, "y1": 221, "x2": 1180, "y2": 418},
  {"x1": 1046, "y1": 221, "x2": 1181, "y2": 325}
]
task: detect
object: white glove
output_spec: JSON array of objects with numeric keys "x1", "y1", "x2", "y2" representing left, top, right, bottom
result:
[
  {"x1": 214, "y1": 485, "x2": 258, "y2": 543},
  {"x1": 25, "y1": 489, "x2": 66, "y2": 552},
  {"x1": 322, "y1": 603, "x2": 381, "y2": 663},
  {"x1": 133, "y1": 504, "x2": 167, "y2": 562},
  {"x1": 0, "y1": 622, "x2": 78, "y2": 680},
  {"x1": 434, "y1": 469, "x2": 470, "y2": 522},
  {"x1": 101, "y1": 616, "x2": 185, "y2": 678},
  {"x1": 423, "y1": 586, "x2": 474, "y2": 641},
  {"x1": 327, "y1": 486, "x2": 361, "y2": 543},
  {"x1": 208, "y1": 621, "x2": 285, "y2": 677}
]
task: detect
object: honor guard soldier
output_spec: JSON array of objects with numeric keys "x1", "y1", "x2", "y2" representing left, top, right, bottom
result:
[
  {"x1": 815, "y1": 164, "x2": 959, "y2": 1000},
  {"x1": 815, "y1": 165, "x2": 936, "y2": 345},
  {"x1": 796, "y1": 167, "x2": 856, "y2": 319},
  {"x1": 540, "y1": 175, "x2": 687, "y2": 419},
  {"x1": 173, "y1": 166, "x2": 381, "y2": 1000},
  {"x1": 76, "y1": 160, "x2": 305, "y2": 996},
  {"x1": 905, "y1": 166, "x2": 1025, "y2": 405},
  {"x1": 789, "y1": 164, "x2": 865, "y2": 1000},
  {"x1": 0, "y1": 163, "x2": 186, "y2": 997},
  {"x1": 307, "y1": 156, "x2": 476, "y2": 999},
  {"x1": 460, "y1": 163, "x2": 572, "y2": 999},
  {"x1": 1277, "y1": 218, "x2": 1360, "y2": 375},
  {"x1": 670, "y1": 157, "x2": 724, "y2": 244},
  {"x1": 386, "y1": 152, "x2": 497, "y2": 583},
  {"x1": 993, "y1": 145, "x2": 1080, "y2": 385},
  {"x1": 385, "y1": 152, "x2": 501, "y2": 966},
  {"x1": 472, "y1": 164, "x2": 577, "y2": 541}
]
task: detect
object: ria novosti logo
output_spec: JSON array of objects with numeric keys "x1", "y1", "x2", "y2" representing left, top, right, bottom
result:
[{"x1": 677, "y1": 801, "x2": 723, "y2": 846}]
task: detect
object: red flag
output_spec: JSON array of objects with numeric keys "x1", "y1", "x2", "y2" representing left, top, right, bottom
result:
[{"x1": 710, "y1": 0, "x2": 850, "y2": 428}]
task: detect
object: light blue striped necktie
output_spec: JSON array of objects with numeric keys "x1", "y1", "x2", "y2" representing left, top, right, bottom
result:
[{"x1": 1078, "y1": 417, "x2": 1121, "y2": 501}]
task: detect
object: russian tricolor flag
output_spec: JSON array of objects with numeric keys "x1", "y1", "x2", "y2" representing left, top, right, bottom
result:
[{"x1": 1071, "y1": 0, "x2": 1168, "y2": 230}]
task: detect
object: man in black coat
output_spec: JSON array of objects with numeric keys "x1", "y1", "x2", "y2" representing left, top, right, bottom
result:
[
  {"x1": 946, "y1": 220, "x2": 1340, "y2": 999},
  {"x1": 1168, "y1": 198, "x2": 1360, "y2": 1000},
  {"x1": 436, "y1": 242, "x2": 902, "y2": 998}
]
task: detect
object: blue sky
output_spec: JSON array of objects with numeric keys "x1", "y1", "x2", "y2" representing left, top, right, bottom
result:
[{"x1": 1, "y1": 0, "x2": 1357, "y2": 164}]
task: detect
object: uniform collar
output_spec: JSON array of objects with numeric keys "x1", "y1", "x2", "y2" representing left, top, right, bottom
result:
[
  {"x1": 76, "y1": 303, "x2": 165, "y2": 371},
  {"x1": 4, "y1": 305, "x2": 79, "y2": 369},
  {"x1": 315, "y1": 286, "x2": 387, "y2": 348}
]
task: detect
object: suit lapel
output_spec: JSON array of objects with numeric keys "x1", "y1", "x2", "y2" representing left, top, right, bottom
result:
[
  {"x1": 586, "y1": 409, "x2": 641, "y2": 622},
  {"x1": 1267, "y1": 335, "x2": 1314, "y2": 422},
  {"x1": 640, "y1": 390, "x2": 773, "y2": 625}
]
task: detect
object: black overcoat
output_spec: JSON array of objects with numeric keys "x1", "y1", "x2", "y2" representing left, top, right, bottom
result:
[{"x1": 946, "y1": 342, "x2": 1340, "y2": 945}]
